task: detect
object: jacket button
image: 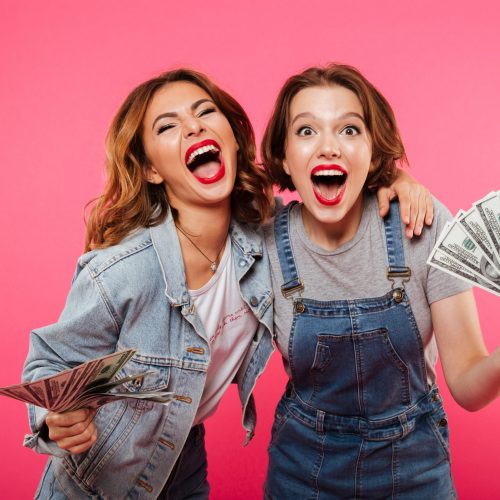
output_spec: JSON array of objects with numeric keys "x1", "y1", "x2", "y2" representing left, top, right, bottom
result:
[
  {"x1": 250, "y1": 296, "x2": 259, "y2": 307},
  {"x1": 438, "y1": 418, "x2": 447, "y2": 427},
  {"x1": 239, "y1": 259, "x2": 246, "y2": 267}
]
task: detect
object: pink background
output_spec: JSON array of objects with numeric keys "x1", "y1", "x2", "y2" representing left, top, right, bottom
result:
[{"x1": 1, "y1": 1, "x2": 499, "y2": 497}]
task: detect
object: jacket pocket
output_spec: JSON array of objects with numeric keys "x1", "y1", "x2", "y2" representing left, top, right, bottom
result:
[
  {"x1": 64, "y1": 355, "x2": 172, "y2": 489},
  {"x1": 118, "y1": 355, "x2": 172, "y2": 396}
]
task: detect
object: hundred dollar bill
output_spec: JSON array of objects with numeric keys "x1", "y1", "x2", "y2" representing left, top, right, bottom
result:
[
  {"x1": 0, "y1": 349, "x2": 173, "y2": 412},
  {"x1": 434, "y1": 221, "x2": 500, "y2": 287},
  {"x1": 427, "y1": 248, "x2": 500, "y2": 297},
  {"x1": 51, "y1": 349, "x2": 136, "y2": 410},
  {"x1": 0, "y1": 350, "x2": 136, "y2": 411},
  {"x1": 67, "y1": 390, "x2": 174, "y2": 412},
  {"x1": 457, "y1": 207, "x2": 500, "y2": 270},
  {"x1": 474, "y1": 191, "x2": 500, "y2": 262}
]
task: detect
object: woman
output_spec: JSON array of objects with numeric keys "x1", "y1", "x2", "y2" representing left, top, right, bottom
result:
[
  {"x1": 22, "y1": 68, "x2": 431, "y2": 499},
  {"x1": 262, "y1": 64, "x2": 499, "y2": 498}
]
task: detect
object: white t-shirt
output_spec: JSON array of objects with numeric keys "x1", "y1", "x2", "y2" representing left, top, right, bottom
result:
[{"x1": 192, "y1": 237, "x2": 258, "y2": 425}]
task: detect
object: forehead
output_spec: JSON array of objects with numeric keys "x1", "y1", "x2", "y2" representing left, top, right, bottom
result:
[
  {"x1": 290, "y1": 85, "x2": 363, "y2": 118},
  {"x1": 144, "y1": 81, "x2": 212, "y2": 122}
]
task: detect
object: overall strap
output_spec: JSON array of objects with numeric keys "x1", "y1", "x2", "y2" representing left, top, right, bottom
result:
[
  {"x1": 274, "y1": 202, "x2": 304, "y2": 300},
  {"x1": 384, "y1": 200, "x2": 411, "y2": 294}
]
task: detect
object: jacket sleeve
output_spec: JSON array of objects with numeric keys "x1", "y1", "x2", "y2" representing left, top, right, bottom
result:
[{"x1": 22, "y1": 258, "x2": 121, "y2": 456}]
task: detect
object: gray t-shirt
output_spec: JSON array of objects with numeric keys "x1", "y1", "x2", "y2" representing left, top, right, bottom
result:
[{"x1": 263, "y1": 194, "x2": 470, "y2": 384}]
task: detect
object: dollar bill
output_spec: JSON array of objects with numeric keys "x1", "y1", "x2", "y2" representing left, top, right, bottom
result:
[
  {"x1": 0, "y1": 349, "x2": 173, "y2": 412},
  {"x1": 457, "y1": 207, "x2": 500, "y2": 269},
  {"x1": 66, "y1": 390, "x2": 175, "y2": 412},
  {"x1": 474, "y1": 191, "x2": 500, "y2": 262},
  {"x1": 427, "y1": 248, "x2": 500, "y2": 297},
  {"x1": 433, "y1": 220, "x2": 500, "y2": 286}
]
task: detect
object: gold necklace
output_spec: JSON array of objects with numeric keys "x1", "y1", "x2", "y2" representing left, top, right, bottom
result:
[{"x1": 175, "y1": 224, "x2": 227, "y2": 273}]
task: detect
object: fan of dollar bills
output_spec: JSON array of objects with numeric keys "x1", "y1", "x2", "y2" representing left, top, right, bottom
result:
[
  {"x1": 0, "y1": 349, "x2": 174, "y2": 411},
  {"x1": 427, "y1": 191, "x2": 500, "y2": 296}
]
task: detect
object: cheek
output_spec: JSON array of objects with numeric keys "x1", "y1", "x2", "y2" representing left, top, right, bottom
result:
[{"x1": 347, "y1": 141, "x2": 372, "y2": 170}]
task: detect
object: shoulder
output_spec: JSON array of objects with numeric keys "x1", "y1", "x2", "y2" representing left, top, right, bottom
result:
[
  {"x1": 431, "y1": 196, "x2": 454, "y2": 229},
  {"x1": 230, "y1": 217, "x2": 265, "y2": 257},
  {"x1": 76, "y1": 226, "x2": 155, "y2": 278}
]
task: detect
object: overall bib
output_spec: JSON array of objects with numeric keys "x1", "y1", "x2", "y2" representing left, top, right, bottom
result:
[{"x1": 265, "y1": 202, "x2": 456, "y2": 499}]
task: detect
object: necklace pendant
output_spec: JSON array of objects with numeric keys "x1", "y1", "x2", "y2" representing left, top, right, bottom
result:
[{"x1": 210, "y1": 262, "x2": 217, "y2": 273}]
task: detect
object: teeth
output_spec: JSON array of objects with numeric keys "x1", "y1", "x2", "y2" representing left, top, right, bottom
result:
[
  {"x1": 313, "y1": 169, "x2": 345, "y2": 177},
  {"x1": 187, "y1": 144, "x2": 220, "y2": 165}
]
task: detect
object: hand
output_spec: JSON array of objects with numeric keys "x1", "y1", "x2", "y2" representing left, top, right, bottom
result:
[
  {"x1": 45, "y1": 408, "x2": 97, "y2": 454},
  {"x1": 376, "y1": 169, "x2": 434, "y2": 238}
]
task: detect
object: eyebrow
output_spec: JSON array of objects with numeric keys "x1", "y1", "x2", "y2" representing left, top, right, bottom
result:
[
  {"x1": 151, "y1": 98, "x2": 214, "y2": 130},
  {"x1": 290, "y1": 111, "x2": 365, "y2": 126}
]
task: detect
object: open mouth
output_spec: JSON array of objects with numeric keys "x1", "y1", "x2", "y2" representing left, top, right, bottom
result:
[
  {"x1": 185, "y1": 139, "x2": 225, "y2": 184},
  {"x1": 311, "y1": 165, "x2": 347, "y2": 205}
]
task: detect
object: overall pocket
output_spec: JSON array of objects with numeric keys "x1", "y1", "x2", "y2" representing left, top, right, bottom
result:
[
  {"x1": 426, "y1": 401, "x2": 452, "y2": 462},
  {"x1": 311, "y1": 329, "x2": 410, "y2": 416}
]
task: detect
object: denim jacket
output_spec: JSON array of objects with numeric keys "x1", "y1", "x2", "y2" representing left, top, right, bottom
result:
[{"x1": 22, "y1": 210, "x2": 274, "y2": 499}]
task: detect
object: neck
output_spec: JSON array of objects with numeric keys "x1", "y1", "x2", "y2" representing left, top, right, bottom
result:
[
  {"x1": 175, "y1": 201, "x2": 231, "y2": 247},
  {"x1": 173, "y1": 201, "x2": 231, "y2": 289},
  {"x1": 301, "y1": 195, "x2": 365, "y2": 251}
]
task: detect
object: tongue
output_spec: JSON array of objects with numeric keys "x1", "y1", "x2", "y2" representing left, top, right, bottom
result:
[
  {"x1": 316, "y1": 180, "x2": 341, "y2": 200},
  {"x1": 192, "y1": 161, "x2": 221, "y2": 179}
]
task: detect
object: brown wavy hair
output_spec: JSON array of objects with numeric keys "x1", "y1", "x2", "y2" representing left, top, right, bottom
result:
[
  {"x1": 261, "y1": 63, "x2": 407, "y2": 192},
  {"x1": 85, "y1": 69, "x2": 273, "y2": 251}
]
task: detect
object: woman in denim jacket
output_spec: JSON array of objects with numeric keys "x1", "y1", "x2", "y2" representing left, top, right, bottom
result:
[
  {"x1": 23, "y1": 68, "x2": 277, "y2": 499},
  {"x1": 22, "y1": 68, "x2": 431, "y2": 499}
]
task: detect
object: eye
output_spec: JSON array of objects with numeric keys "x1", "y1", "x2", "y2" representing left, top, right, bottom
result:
[
  {"x1": 157, "y1": 123, "x2": 175, "y2": 135},
  {"x1": 198, "y1": 107, "x2": 216, "y2": 117},
  {"x1": 341, "y1": 125, "x2": 360, "y2": 136},
  {"x1": 296, "y1": 126, "x2": 315, "y2": 137}
]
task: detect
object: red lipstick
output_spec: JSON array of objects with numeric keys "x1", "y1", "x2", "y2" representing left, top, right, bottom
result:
[
  {"x1": 311, "y1": 164, "x2": 347, "y2": 206},
  {"x1": 184, "y1": 139, "x2": 225, "y2": 185}
]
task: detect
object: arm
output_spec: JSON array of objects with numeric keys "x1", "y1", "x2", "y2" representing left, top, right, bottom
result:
[
  {"x1": 431, "y1": 289, "x2": 500, "y2": 411},
  {"x1": 376, "y1": 169, "x2": 434, "y2": 238},
  {"x1": 23, "y1": 260, "x2": 120, "y2": 455}
]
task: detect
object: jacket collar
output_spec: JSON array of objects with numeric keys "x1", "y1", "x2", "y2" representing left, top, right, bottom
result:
[{"x1": 150, "y1": 210, "x2": 263, "y2": 306}]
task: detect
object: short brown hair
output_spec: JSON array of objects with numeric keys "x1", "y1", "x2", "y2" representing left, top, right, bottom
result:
[
  {"x1": 261, "y1": 63, "x2": 407, "y2": 192},
  {"x1": 85, "y1": 69, "x2": 273, "y2": 251}
]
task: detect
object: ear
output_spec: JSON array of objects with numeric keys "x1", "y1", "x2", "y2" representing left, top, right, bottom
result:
[
  {"x1": 283, "y1": 158, "x2": 291, "y2": 176},
  {"x1": 144, "y1": 164, "x2": 164, "y2": 185},
  {"x1": 368, "y1": 157, "x2": 376, "y2": 173}
]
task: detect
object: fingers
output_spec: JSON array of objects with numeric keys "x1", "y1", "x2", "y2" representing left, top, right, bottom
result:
[
  {"x1": 378, "y1": 169, "x2": 434, "y2": 238},
  {"x1": 396, "y1": 185, "x2": 412, "y2": 228},
  {"x1": 46, "y1": 409, "x2": 97, "y2": 454},
  {"x1": 424, "y1": 189, "x2": 434, "y2": 226},
  {"x1": 376, "y1": 186, "x2": 397, "y2": 217},
  {"x1": 408, "y1": 187, "x2": 434, "y2": 237},
  {"x1": 405, "y1": 187, "x2": 419, "y2": 238},
  {"x1": 412, "y1": 188, "x2": 428, "y2": 236}
]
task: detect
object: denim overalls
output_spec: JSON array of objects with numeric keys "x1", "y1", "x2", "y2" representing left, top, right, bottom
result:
[{"x1": 265, "y1": 202, "x2": 456, "y2": 499}]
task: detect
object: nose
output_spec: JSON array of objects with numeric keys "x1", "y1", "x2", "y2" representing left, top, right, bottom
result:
[
  {"x1": 182, "y1": 116, "x2": 205, "y2": 138},
  {"x1": 318, "y1": 133, "x2": 341, "y2": 159}
]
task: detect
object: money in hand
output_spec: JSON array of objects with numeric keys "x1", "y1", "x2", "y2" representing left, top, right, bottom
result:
[
  {"x1": 428, "y1": 191, "x2": 500, "y2": 296},
  {"x1": 0, "y1": 349, "x2": 174, "y2": 411}
]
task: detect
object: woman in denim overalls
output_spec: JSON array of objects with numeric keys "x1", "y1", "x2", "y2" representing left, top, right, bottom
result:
[{"x1": 261, "y1": 64, "x2": 500, "y2": 498}]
